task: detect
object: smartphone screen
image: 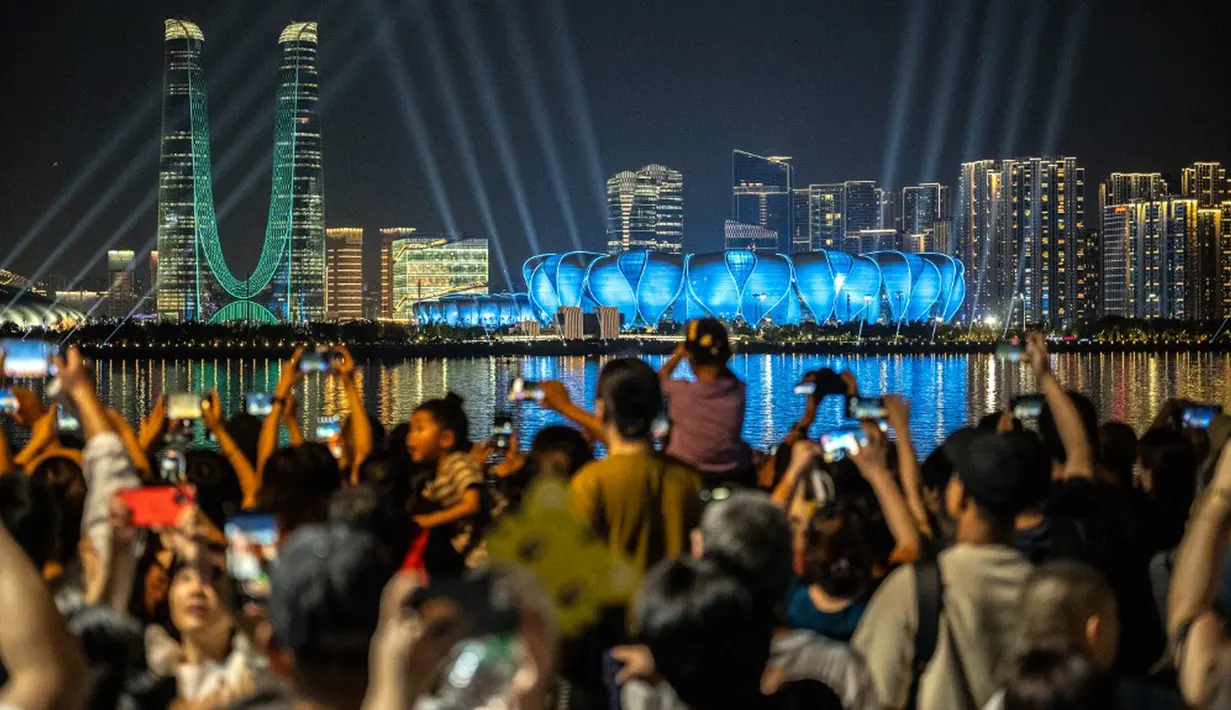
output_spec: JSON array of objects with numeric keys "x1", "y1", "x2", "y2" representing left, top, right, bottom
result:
[
  {"x1": 491, "y1": 412, "x2": 513, "y2": 450},
  {"x1": 1011, "y1": 394, "x2": 1046, "y2": 419},
  {"x1": 1, "y1": 339, "x2": 56, "y2": 378},
  {"x1": 0, "y1": 388, "x2": 18, "y2": 415},
  {"x1": 995, "y1": 342, "x2": 1027, "y2": 362},
  {"x1": 167, "y1": 393, "x2": 205, "y2": 420},
  {"x1": 316, "y1": 416, "x2": 343, "y2": 459},
  {"x1": 508, "y1": 377, "x2": 544, "y2": 402},
  {"x1": 794, "y1": 381, "x2": 817, "y2": 395},
  {"x1": 820, "y1": 427, "x2": 869, "y2": 463},
  {"x1": 246, "y1": 392, "x2": 273, "y2": 417},
  {"x1": 1182, "y1": 404, "x2": 1223, "y2": 429},
  {"x1": 299, "y1": 352, "x2": 331, "y2": 374},
  {"x1": 846, "y1": 396, "x2": 887, "y2": 420},
  {"x1": 56, "y1": 408, "x2": 80, "y2": 432},
  {"x1": 115, "y1": 486, "x2": 195, "y2": 528},
  {"x1": 224, "y1": 513, "x2": 278, "y2": 601}
]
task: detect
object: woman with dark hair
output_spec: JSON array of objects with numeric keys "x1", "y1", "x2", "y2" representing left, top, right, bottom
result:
[
  {"x1": 786, "y1": 501, "x2": 875, "y2": 642},
  {"x1": 1001, "y1": 649, "x2": 1118, "y2": 710}
]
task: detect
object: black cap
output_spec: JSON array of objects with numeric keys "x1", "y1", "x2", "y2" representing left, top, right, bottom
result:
[
  {"x1": 952, "y1": 430, "x2": 1049, "y2": 521},
  {"x1": 268, "y1": 522, "x2": 398, "y2": 669},
  {"x1": 685, "y1": 318, "x2": 731, "y2": 365}
]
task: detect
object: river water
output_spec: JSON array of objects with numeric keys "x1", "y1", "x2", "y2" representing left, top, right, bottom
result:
[{"x1": 60, "y1": 351, "x2": 1231, "y2": 455}]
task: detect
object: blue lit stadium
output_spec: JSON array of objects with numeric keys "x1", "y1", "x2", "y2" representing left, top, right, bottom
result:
[{"x1": 414, "y1": 250, "x2": 965, "y2": 329}]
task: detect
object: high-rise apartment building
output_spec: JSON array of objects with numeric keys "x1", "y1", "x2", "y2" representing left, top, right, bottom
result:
[
  {"x1": 1102, "y1": 172, "x2": 1166, "y2": 208},
  {"x1": 1192, "y1": 209, "x2": 1224, "y2": 321},
  {"x1": 1182, "y1": 162, "x2": 1227, "y2": 208},
  {"x1": 1223, "y1": 202, "x2": 1231, "y2": 318},
  {"x1": 606, "y1": 165, "x2": 683, "y2": 254},
  {"x1": 378, "y1": 228, "x2": 415, "y2": 319},
  {"x1": 1101, "y1": 197, "x2": 1194, "y2": 319},
  {"x1": 956, "y1": 157, "x2": 1086, "y2": 325},
  {"x1": 901, "y1": 183, "x2": 948, "y2": 253},
  {"x1": 841, "y1": 181, "x2": 879, "y2": 252},
  {"x1": 106, "y1": 250, "x2": 136, "y2": 319},
  {"x1": 790, "y1": 184, "x2": 844, "y2": 252},
  {"x1": 732, "y1": 151, "x2": 792, "y2": 252},
  {"x1": 875, "y1": 187, "x2": 896, "y2": 231},
  {"x1": 388, "y1": 237, "x2": 489, "y2": 320},
  {"x1": 149, "y1": 250, "x2": 159, "y2": 295},
  {"x1": 325, "y1": 228, "x2": 363, "y2": 321},
  {"x1": 155, "y1": 20, "x2": 326, "y2": 324}
]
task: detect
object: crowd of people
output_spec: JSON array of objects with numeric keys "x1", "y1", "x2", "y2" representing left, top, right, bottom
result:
[{"x1": 3, "y1": 319, "x2": 1231, "y2": 710}]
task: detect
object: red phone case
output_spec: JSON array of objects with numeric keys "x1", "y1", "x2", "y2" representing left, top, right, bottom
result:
[{"x1": 116, "y1": 487, "x2": 195, "y2": 528}]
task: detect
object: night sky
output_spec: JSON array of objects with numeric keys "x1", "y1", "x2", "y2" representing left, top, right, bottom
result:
[{"x1": 1, "y1": 0, "x2": 1229, "y2": 291}]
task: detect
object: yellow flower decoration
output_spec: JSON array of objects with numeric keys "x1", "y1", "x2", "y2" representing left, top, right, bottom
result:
[{"x1": 486, "y1": 476, "x2": 640, "y2": 636}]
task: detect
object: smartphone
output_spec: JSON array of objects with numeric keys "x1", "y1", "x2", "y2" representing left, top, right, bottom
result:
[
  {"x1": 491, "y1": 412, "x2": 513, "y2": 451},
  {"x1": 0, "y1": 388, "x2": 18, "y2": 415},
  {"x1": 1011, "y1": 394, "x2": 1046, "y2": 419},
  {"x1": 167, "y1": 393, "x2": 206, "y2": 420},
  {"x1": 793, "y1": 381, "x2": 817, "y2": 395},
  {"x1": 299, "y1": 348, "x2": 334, "y2": 374},
  {"x1": 246, "y1": 392, "x2": 274, "y2": 417},
  {"x1": 508, "y1": 377, "x2": 544, "y2": 402},
  {"x1": 1, "y1": 339, "x2": 56, "y2": 378},
  {"x1": 159, "y1": 449, "x2": 187, "y2": 483},
  {"x1": 846, "y1": 396, "x2": 887, "y2": 420},
  {"x1": 820, "y1": 427, "x2": 869, "y2": 463},
  {"x1": 316, "y1": 415, "x2": 343, "y2": 459},
  {"x1": 115, "y1": 486, "x2": 195, "y2": 529},
  {"x1": 995, "y1": 342, "x2": 1027, "y2": 362},
  {"x1": 651, "y1": 412, "x2": 671, "y2": 449},
  {"x1": 224, "y1": 513, "x2": 278, "y2": 602},
  {"x1": 1182, "y1": 404, "x2": 1224, "y2": 429},
  {"x1": 56, "y1": 409, "x2": 80, "y2": 433}
]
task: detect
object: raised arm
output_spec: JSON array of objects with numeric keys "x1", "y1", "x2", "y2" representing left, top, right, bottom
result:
[
  {"x1": 258, "y1": 347, "x2": 304, "y2": 475},
  {"x1": 106, "y1": 409, "x2": 152, "y2": 479},
  {"x1": 1169, "y1": 443, "x2": 1231, "y2": 706},
  {"x1": 282, "y1": 391, "x2": 305, "y2": 447},
  {"x1": 0, "y1": 518, "x2": 89, "y2": 710},
  {"x1": 12, "y1": 407, "x2": 57, "y2": 471},
  {"x1": 659, "y1": 343, "x2": 687, "y2": 381},
  {"x1": 884, "y1": 395, "x2": 932, "y2": 538},
  {"x1": 202, "y1": 392, "x2": 260, "y2": 509},
  {"x1": 772, "y1": 439, "x2": 820, "y2": 508},
  {"x1": 1027, "y1": 333, "x2": 1094, "y2": 479},
  {"x1": 335, "y1": 346, "x2": 373, "y2": 484},
  {"x1": 137, "y1": 394, "x2": 168, "y2": 463},
  {"x1": 539, "y1": 380, "x2": 607, "y2": 446},
  {"x1": 851, "y1": 421, "x2": 921, "y2": 562}
]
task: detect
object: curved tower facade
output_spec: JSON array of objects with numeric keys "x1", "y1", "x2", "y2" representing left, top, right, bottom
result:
[{"x1": 155, "y1": 20, "x2": 326, "y2": 323}]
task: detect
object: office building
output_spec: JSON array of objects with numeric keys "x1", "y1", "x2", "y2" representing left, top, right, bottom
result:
[
  {"x1": 842, "y1": 181, "x2": 879, "y2": 251},
  {"x1": 1191, "y1": 209, "x2": 1223, "y2": 321},
  {"x1": 1183, "y1": 162, "x2": 1227, "y2": 208},
  {"x1": 875, "y1": 187, "x2": 896, "y2": 231},
  {"x1": 724, "y1": 220, "x2": 779, "y2": 252},
  {"x1": 388, "y1": 237, "x2": 489, "y2": 320},
  {"x1": 106, "y1": 250, "x2": 136, "y2": 319},
  {"x1": 791, "y1": 184, "x2": 844, "y2": 252},
  {"x1": 606, "y1": 164, "x2": 683, "y2": 254},
  {"x1": 1101, "y1": 197, "x2": 1195, "y2": 319},
  {"x1": 732, "y1": 151, "x2": 792, "y2": 252},
  {"x1": 325, "y1": 228, "x2": 363, "y2": 321},
  {"x1": 379, "y1": 228, "x2": 415, "y2": 318},
  {"x1": 155, "y1": 20, "x2": 326, "y2": 324},
  {"x1": 901, "y1": 183, "x2": 949, "y2": 253}
]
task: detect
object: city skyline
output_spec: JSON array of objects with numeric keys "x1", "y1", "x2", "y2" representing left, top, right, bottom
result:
[{"x1": 2, "y1": 1, "x2": 1228, "y2": 295}]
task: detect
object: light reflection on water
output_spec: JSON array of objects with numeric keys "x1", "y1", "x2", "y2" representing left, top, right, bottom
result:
[{"x1": 65, "y1": 352, "x2": 1231, "y2": 455}]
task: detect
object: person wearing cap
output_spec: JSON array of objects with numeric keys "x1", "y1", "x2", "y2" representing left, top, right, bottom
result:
[
  {"x1": 264, "y1": 522, "x2": 399, "y2": 710},
  {"x1": 851, "y1": 429, "x2": 1039, "y2": 710},
  {"x1": 659, "y1": 318, "x2": 753, "y2": 488}
]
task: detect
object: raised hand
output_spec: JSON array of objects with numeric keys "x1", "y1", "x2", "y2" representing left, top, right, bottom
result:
[
  {"x1": 850, "y1": 420, "x2": 890, "y2": 478},
  {"x1": 883, "y1": 394, "x2": 910, "y2": 432},
  {"x1": 333, "y1": 345, "x2": 357, "y2": 377},
  {"x1": 201, "y1": 391, "x2": 224, "y2": 432},
  {"x1": 1025, "y1": 332, "x2": 1051, "y2": 379},
  {"x1": 537, "y1": 380, "x2": 572, "y2": 414}
]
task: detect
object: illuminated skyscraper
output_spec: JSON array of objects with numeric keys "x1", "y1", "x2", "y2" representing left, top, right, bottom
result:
[
  {"x1": 325, "y1": 228, "x2": 363, "y2": 321},
  {"x1": 378, "y1": 228, "x2": 415, "y2": 319},
  {"x1": 901, "y1": 183, "x2": 949, "y2": 253},
  {"x1": 106, "y1": 250, "x2": 136, "y2": 319},
  {"x1": 155, "y1": 20, "x2": 326, "y2": 324},
  {"x1": 790, "y1": 184, "x2": 844, "y2": 253},
  {"x1": 955, "y1": 160, "x2": 1000, "y2": 319},
  {"x1": 1102, "y1": 172, "x2": 1166, "y2": 208},
  {"x1": 732, "y1": 151, "x2": 792, "y2": 251},
  {"x1": 606, "y1": 165, "x2": 683, "y2": 254},
  {"x1": 1102, "y1": 197, "x2": 1194, "y2": 319},
  {"x1": 841, "y1": 181, "x2": 879, "y2": 251},
  {"x1": 1191, "y1": 209, "x2": 1223, "y2": 321},
  {"x1": 388, "y1": 237, "x2": 489, "y2": 320},
  {"x1": 1182, "y1": 162, "x2": 1227, "y2": 208}
]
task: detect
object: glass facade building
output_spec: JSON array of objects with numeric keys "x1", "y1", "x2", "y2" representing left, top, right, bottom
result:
[
  {"x1": 518, "y1": 249, "x2": 965, "y2": 329},
  {"x1": 732, "y1": 151, "x2": 792, "y2": 252},
  {"x1": 155, "y1": 20, "x2": 326, "y2": 324},
  {"x1": 106, "y1": 250, "x2": 137, "y2": 319},
  {"x1": 841, "y1": 181, "x2": 879, "y2": 251},
  {"x1": 389, "y1": 237, "x2": 489, "y2": 320},
  {"x1": 901, "y1": 183, "x2": 949, "y2": 253},
  {"x1": 606, "y1": 165, "x2": 683, "y2": 254}
]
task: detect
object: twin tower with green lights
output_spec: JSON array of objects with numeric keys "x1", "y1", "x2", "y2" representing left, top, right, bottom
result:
[{"x1": 155, "y1": 20, "x2": 326, "y2": 324}]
